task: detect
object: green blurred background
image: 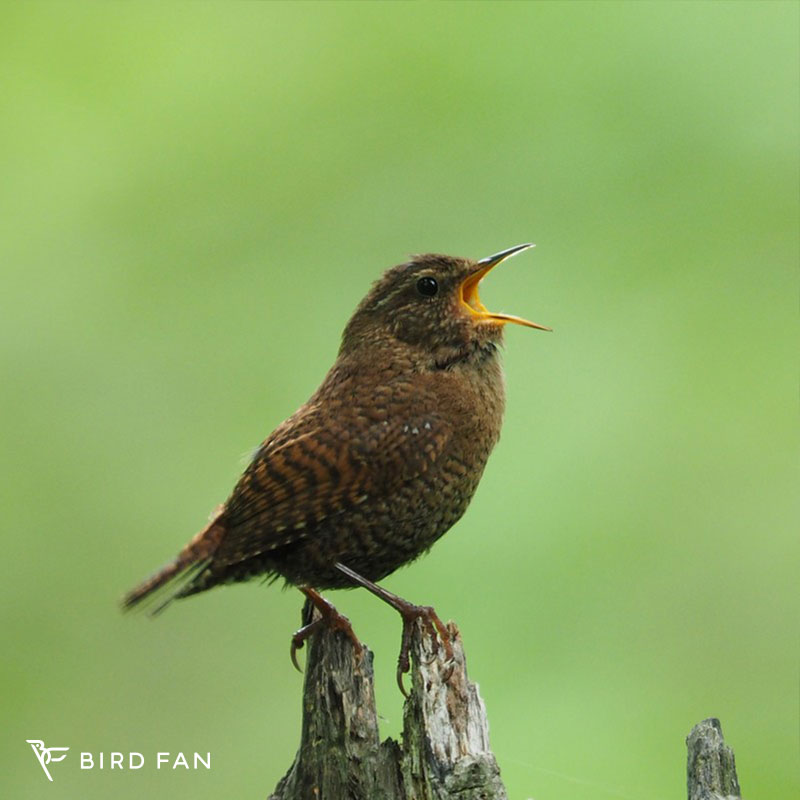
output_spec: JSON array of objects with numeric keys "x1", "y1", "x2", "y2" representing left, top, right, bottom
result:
[{"x1": 2, "y1": 2, "x2": 797, "y2": 798}]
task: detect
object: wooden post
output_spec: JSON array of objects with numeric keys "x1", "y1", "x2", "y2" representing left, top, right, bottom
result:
[
  {"x1": 269, "y1": 617, "x2": 507, "y2": 800},
  {"x1": 686, "y1": 718, "x2": 742, "y2": 800}
]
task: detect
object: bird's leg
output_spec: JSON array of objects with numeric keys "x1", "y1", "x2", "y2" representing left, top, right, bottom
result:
[
  {"x1": 290, "y1": 587, "x2": 362, "y2": 672},
  {"x1": 335, "y1": 562, "x2": 454, "y2": 695}
]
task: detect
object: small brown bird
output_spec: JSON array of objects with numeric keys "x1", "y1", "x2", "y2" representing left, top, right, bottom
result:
[{"x1": 123, "y1": 244, "x2": 548, "y2": 689}]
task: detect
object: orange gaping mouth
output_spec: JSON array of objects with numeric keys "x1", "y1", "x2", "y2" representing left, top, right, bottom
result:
[{"x1": 459, "y1": 244, "x2": 551, "y2": 331}]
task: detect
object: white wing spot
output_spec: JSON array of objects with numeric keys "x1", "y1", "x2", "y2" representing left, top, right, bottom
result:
[
  {"x1": 424, "y1": 421, "x2": 432, "y2": 430},
  {"x1": 411, "y1": 426, "x2": 419, "y2": 435}
]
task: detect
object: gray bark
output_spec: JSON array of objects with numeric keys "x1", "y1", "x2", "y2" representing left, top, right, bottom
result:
[
  {"x1": 269, "y1": 617, "x2": 506, "y2": 800},
  {"x1": 686, "y1": 718, "x2": 742, "y2": 800}
]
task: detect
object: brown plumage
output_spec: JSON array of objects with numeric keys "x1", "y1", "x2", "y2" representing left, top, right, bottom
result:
[{"x1": 123, "y1": 245, "x2": 548, "y2": 683}]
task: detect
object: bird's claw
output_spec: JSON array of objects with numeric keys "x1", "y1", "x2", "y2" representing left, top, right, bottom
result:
[
  {"x1": 290, "y1": 640, "x2": 304, "y2": 673},
  {"x1": 290, "y1": 618, "x2": 323, "y2": 672},
  {"x1": 290, "y1": 588, "x2": 362, "y2": 674},
  {"x1": 395, "y1": 604, "x2": 454, "y2": 696}
]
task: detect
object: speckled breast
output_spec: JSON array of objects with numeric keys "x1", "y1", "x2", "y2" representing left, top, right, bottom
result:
[{"x1": 269, "y1": 357, "x2": 506, "y2": 589}]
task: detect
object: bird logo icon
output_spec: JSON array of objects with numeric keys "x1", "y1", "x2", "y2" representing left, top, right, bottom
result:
[{"x1": 26, "y1": 739, "x2": 69, "y2": 781}]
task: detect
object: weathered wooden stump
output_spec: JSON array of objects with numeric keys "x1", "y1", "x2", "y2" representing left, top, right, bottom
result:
[{"x1": 269, "y1": 616, "x2": 506, "y2": 800}]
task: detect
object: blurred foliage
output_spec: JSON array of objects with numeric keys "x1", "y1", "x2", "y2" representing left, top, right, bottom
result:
[{"x1": 1, "y1": 2, "x2": 797, "y2": 798}]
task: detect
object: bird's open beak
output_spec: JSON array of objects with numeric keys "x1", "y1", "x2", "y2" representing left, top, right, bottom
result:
[{"x1": 459, "y1": 243, "x2": 551, "y2": 331}]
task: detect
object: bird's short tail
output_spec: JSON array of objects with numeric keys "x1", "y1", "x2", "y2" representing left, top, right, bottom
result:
[{"x1": 122, "y1": 509, "x2": 225, "y2": 614}]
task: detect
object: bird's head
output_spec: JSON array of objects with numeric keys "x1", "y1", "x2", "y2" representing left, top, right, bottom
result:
[{"x1": 340, "y1": 244, "x2": 549, "y2": 368}]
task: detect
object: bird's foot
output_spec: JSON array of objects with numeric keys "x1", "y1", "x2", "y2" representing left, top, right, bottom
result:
[
  {"x1": 334, "y1": 562, "x2": 454, "y2": 695},
  {"x1": 395, "y1": 602, "x2": 454, "y2": 696},
  {"x1": 290, "y1": 587, "x2": 362, "y2": 673}
]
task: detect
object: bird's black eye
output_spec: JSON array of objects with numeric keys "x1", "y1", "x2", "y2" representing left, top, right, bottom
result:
[{"x1": 416, "y1": 276, "x2": 438, "y2": 297}]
